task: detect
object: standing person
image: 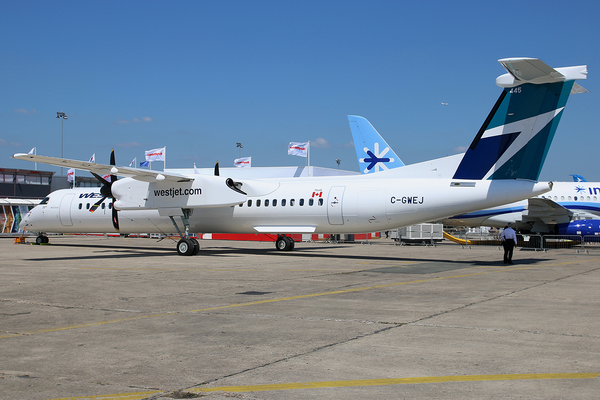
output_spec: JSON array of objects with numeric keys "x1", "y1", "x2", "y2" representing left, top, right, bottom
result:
[{"x1": 501, "y1": 223, "x2": 517, "y2": 264}]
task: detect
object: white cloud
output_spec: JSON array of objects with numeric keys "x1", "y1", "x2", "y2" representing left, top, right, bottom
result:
[
  {"x1": 453, "y1": 146, "x2": 468, "y2": 153},
  {"x1": 14, "y1": 108, "x2": 37, "y2": 114},
  {"x1": 0, "y1": 138, "x2": 23, "y2": 147},
  {"x1": 312, "y1": 137, "x2": 331, "y2": 148},
  {"x1": 117, "y1": 116, "x2": 153, "y2": 124}
]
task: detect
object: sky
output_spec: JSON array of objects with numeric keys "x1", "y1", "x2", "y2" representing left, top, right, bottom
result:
[{"x1": 2, "y1": 0, "x2": 599, "y2": 181}]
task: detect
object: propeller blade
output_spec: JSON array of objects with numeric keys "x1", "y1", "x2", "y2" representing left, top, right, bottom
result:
[
  {"x1": 91, "y1": 172, "x2": 110, "y2": 186},
  {"x1": 89, "y1": 197, "x2": 107, "y2": 212},
  {"x1": 214, "y1": 161, "x2": 220, "y2": 176},
  {"x1": 112, "y1": 205, "x2": 119, "y2": 231}
]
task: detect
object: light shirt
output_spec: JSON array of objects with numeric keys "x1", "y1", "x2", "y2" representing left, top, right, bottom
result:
[{"x1": 501, "y1": 227, "x2": 517, "y2": 241}]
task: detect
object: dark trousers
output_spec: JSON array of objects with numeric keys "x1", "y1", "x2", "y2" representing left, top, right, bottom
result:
[{"x1": 503, "y1": 239, "x2": 515, "y2": 263}]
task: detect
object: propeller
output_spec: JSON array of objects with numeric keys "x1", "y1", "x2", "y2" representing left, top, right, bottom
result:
[
  {"x1": 214, "y1": 160, "x2": 219, "y2": 176},
  {"x1": 89, "y1": 149, "x2": 120, "y2": 231}
]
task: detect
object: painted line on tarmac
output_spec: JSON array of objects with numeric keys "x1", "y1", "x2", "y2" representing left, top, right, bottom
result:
[
  {"x1": 191, "y1": 373, "x2": 600, "y2": 393},
  {"x1": 49, "y1": 390, "x2": 162, "y2": 400},
  {"x1": 2, "y1": 258, "x2": 596, "y2": 339},
  {"x1": 46, "y1": 372, "x2": 600, "y2": 399}
]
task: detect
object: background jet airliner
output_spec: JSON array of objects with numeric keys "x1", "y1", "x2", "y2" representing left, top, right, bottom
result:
[{"x1": 14, "y1": 57, "x2": 586, "y2": 255}]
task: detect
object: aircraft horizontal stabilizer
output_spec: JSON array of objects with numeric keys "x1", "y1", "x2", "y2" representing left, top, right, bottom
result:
[{"x1": 497, "y1": 58, "x2": 587, "y2": 87}]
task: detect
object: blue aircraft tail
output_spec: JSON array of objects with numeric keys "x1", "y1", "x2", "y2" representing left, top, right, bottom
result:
[
  {"x1": 348, "y1": 115, "x2": 404, "y2": 174},
  {"x1": 453, "y1": 58, "x2": 587, "y2": 181}
]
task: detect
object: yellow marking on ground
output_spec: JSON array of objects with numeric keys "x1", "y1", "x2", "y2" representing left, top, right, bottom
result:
[
  {"x1": 79, "y1": 267, "x2": 191, "y2": 271},
  {"x1": 191, "y1": 373, "x2": 600, "y2": 393},
  {"x1": 44, "y1": 373, "x2": 600, "y2": 399},
  {"x1": 3, "y1": 258, "x2": 598, "y2": 339},
  {"x1": 48, "y1": 390, "x2": 162, "y2": 400}
]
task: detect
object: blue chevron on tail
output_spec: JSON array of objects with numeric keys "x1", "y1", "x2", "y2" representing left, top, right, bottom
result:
[
  {"x1": 453, "y1": 58, "x2": 587, "y2": 181},
  {"x1": 348, "y1": 115, "x2": 404, "y2": 174}
]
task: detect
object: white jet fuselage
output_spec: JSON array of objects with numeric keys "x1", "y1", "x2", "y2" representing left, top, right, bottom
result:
[{"x1": 21, "y1": 173, "x2": 551, "y2": 236}]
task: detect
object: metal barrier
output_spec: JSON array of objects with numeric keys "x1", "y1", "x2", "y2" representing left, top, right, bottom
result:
[
  {"x1": 448, "y1": 232, "x2": 588, "y2": 252},
  {"x1": 582, "y1": 235, "x2": 600, "y2": 253}
]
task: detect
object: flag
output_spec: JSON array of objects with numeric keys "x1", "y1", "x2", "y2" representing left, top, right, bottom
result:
[
  {"x1": 89, "y1": 153, "x2": 95, "y2": 163},
  {"x1": 67, "y1": 168, "x2": 75, "y2": 182},
  {"x1": 28, "y1": 147, "x2": 35, "y2": 155},
  {"x1": 234, "y1": 157, "x2": 251, "y2": 168},
  {"x1": 129, "y1": 158, "x2": 136, "y2": 167},
  {"x1": 145, "y1": 147, "x2": 165, "y2": 161},
  {"x1": 288, "y1": 142, "x2": 308, "y2": 157},
  {"x1": 140, "y1": 161, "x2": 150, "y2": 167}
]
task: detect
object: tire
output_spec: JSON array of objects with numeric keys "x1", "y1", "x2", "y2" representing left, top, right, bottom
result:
[
  {"x1": 190, "y1": 238, "x2": 200, "y2": 255},
  {"x1": 177, "y1": 238, "x2": 195, "y2": 256},
  {"x1": 36, "y1": 236, "x2": 44, "y2": 245},
  {"x1": 286, "y1": 236, "x2": 295, "y2": 250},
  {"x1": 276, "y1": 237, "x2": 291, "y2": 251}
]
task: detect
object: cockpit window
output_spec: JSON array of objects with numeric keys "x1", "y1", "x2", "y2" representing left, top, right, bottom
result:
[{"x1": 39, "y1": 197, "x2": 50, "y2": 205}]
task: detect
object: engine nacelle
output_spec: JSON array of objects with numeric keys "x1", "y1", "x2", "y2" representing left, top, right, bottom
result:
[{"x1": 557, "y1": 220, "x2": 600, "y2": 236}]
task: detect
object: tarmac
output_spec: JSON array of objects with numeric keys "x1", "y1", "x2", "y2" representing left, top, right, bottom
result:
[{"x1": 1, "y1": 236, "x2": 599, "y2": 400}]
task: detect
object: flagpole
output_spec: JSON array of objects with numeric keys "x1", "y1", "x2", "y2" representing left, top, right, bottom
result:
[
  {"x1": 34, "y1": 147, "x2": 37, "y2": 171},
  {"x1": 307, "y1": 140, "x2": 310, "y2": 177}
]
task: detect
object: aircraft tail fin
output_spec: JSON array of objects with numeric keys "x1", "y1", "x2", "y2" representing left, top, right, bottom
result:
[
  {"x1": 452, "y1": 58, "x2": 587, "y2": 181},
  {"x1": 348, "y1": 115, "x2": 404, "y2": 174}
]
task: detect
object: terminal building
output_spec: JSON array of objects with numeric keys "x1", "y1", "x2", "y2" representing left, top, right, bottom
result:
[{"x1": 0, "y1": 167, "x2": 99, "y2": 234}]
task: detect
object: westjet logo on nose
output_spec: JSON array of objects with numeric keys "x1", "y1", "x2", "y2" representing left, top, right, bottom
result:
[
  {"x1": 360, "y1": 142, "x2": 394, "y2": 173},
  {"x1": 79, "y1": 193, "x2": 103, "y2": 199}
]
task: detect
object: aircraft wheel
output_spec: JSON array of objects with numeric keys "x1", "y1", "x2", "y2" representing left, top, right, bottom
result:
[
  {"x1": 36, "y1": 235, "x2": 49, "y2": 245},
  {"x1": 177, "y1": 238, "x2": 195, "y2": 256},
  {"x1": 190, "y1": 238, "x2": 200, "y2": 255},
  {"x1": 286, "y1": 236, "x2": 295, "y2": 250},
  {"x1": 276, "y1": 236, "x2": 291, "y2": 251}
]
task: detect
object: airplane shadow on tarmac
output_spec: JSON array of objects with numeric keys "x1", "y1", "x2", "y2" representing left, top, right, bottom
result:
[{"x1": 24, "y1": 241, "x2": 553, "y2": 273}]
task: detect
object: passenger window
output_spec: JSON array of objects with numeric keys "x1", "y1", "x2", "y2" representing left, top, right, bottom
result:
[
  {"x1": 109, "y1": 202, "x2": 112, "y2": 209},
  {"x1": 299, "y1": 198, "x2": 304, "y2": 206},
  {"x1": 281, "y1": 199, "x2": 286, "y2": 206},
  {"x1": 239, "y1": 202, "x2": 243, "y2": 207},
  {"x1": 309, "y1": 198, "x2": 314, "y2": 206},
  {"x1": 78, "y1": 203, "x2": 82, "y2": 210},
  {"x1": 86, "y1": 203, "x2": 90, "y2": 210},
  {"x1": 318, "y1": 198, "x2": 323, "y2": 206},
  {"x1": 256, "y1": 199, "x2": 261, "y2": 207},
  {"x1": 290, "y1": 199, "x2": 295, "y2": 206},
  {"x1": 248, "y1": 200, "x2": 252, "y2": 207},
  {"x1": 101, "y1": 203, "x2": 106, "y2": 209},
  {"x1": 264, "y1": 199, "x2": 269, "y2": 207},
  {"x1": 272, "y1": 199, "x2": 277, "y2": 207}
]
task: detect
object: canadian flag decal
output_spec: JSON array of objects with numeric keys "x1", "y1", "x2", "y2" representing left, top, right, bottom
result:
[{"x1": 312, "y1": 190, "x2": 323, "y2": 198}]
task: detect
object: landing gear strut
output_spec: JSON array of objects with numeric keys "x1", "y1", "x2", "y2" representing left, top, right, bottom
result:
[
  {"x1": 169, "y1": 209, "x2": 199, "y2": 256},
  {"x1": 275, "y1": 234, "x2": 295, "y2": 251}
]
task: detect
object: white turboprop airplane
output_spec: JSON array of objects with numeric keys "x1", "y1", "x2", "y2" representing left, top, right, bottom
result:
[
  {"x1": 13, "y1": 57, "x2": 587, "y2": 255},
  {"x1": 348, "y1": 59, "x2": 594, "y2": 237}
]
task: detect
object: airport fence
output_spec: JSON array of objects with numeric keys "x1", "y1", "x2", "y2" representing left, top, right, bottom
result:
[{"x1": 449, "y1": 232, "x2": 592, "y2": 252}]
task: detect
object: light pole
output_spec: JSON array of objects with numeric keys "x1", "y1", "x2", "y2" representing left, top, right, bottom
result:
[
  {"x1": 236, "y1": 142, "x2": 243, "y2": 158},
  {"x1": 56, "y1": 111, "x2": 68, "y2": 174}
]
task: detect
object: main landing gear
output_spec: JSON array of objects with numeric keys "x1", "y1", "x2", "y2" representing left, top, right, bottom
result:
[
  {"x1": 169, "y1": 209, "x2": 199, "y2": 256},
  {"x1": 35, "y1": 234, "x2": 49, "y2": 244},
  {"x1": 275, "y1": 234, "x2": 295, "y2": 251}
]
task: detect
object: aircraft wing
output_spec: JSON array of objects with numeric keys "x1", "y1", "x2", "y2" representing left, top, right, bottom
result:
[
  {"x1": 522, "y1": 197, "x2": 573, "y2": 225},
  {"x1": 12, "y1": 153, "x2": 192, "y2": 182}
]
